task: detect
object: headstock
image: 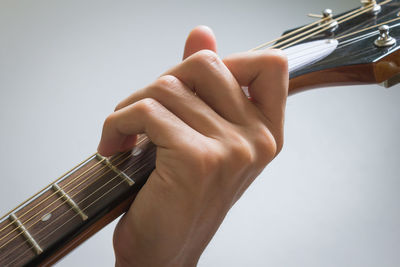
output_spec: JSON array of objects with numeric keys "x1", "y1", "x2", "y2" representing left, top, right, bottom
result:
[{"x1": 255, "y1": 0, "x2": 400, "y2": 93}]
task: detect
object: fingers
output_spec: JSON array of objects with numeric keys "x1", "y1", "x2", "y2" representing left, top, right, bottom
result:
[
  {"x1": 97, "y1": 98, "x2": 199, "y2": 156},
  {"x1": 183, "y1": 25, "x2": 217, "y2": 60},
  {"x1": 114, "y1": 75, "x2": 227, "y2": 137},
  {"x1": 223, "y1": 49, "x2": 288, "y2": 149},
  {"x1": 166, "y1": 50, "x2": 256, "y2": 124}
]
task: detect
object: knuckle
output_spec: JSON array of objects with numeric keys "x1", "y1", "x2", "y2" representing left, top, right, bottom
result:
[
  {"x1": 183, "y1": 140, "x2": 225, "y2": 181},
  {"x1": 154, "y1": 75, "x2": 181, "y2": 93},
  {"x1": 257, "y1": 49, "x2": 288, "y2": 74},
  {"x1": 103, "y1": 112, "x2": 117, "y2": 129},
  {"x1": 195, "y1": 144, "x2": 224, "y2": 176},
  {"x1": 191, "y1": 49, "x2": 220, "y2": 69},
  {"x1": 269, "y1": 49, "x2": 288, "y2": 73},
  {"x1": 229, "y1": 134, "x2": 254, "y2": 166},
  {"x1": 135, "y1": 98, "x2": 160, "y2": 115},
  {"x1": 253, "y1": 127, "x2": 279, "y2": 165}
]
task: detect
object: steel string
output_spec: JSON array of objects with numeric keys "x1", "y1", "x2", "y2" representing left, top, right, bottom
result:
[{"x1": 4, "y1": 151, "x2": 155, "y2": 265}]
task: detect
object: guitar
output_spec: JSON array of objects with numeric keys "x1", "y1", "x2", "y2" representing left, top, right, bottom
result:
[{"x1": 0, "y1": 0, "x2": 399, "y2": 266}]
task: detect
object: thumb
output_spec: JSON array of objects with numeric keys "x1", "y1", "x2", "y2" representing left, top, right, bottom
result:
[{"x1": 183, "y1": 25, "x2": 217, "y2": 60}]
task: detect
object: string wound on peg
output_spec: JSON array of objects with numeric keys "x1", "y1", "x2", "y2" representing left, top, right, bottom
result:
[
  {"x1": 307, "y1": 9, "x2": 337, "y2": 32},
  {"x1": 361, "y1": 0, "x2": 381, "y2": 15}
]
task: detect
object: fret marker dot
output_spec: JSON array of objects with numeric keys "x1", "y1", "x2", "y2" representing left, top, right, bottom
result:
[
  {"x1": 132, "y1": 147, "x2": 142, "y2": 156},
  {"x1": 41, "y1": 213, "x2": 52, "y2": 222}
]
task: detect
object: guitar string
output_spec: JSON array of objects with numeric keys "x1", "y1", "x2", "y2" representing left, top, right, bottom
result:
[
  {"x1": 336, "y1": 0, "x2": 399, "y2": 40},
  {"x1": 0, "y1": 0, "x2": 386, "y2": 229},
  {"x1": 1, "y1": 12, "x2": 397, "y2": 257},
  {"x1": 0, "y1": 145, "x2": 146, "y2": 250},
  {"x1": 3, "y1": 149, "x2": 154, "y2": 264},
  {"x1": 0, "y1": 0, "x2": 397, "y2": 260},
  {"x1": 0, "y1": 153, "x2": 97, "y2": 222},
  {"x1": 2, "y1": 8, "x2": 398, "y2": 253},
  {"x1": 250, "y1": 17, "x2": 329, "y2": 51},
  {"x1": 0, "y1": 137, "x2": 148, "y2": 238},
  {"x1": 287, "y1": 17, "x2": 400, "y2": 64},
  {"x1": 0, "y1": 152, "x2": 136, "y2": 252},
  {"x1": 7, "y1": 9, "x2": 400, "y2": 253},
  {"x1": 0, "y1": 4, "x2": 340, "y2": 241},
  {"x1": 334, "y1": 7, "x2": 390, "y2": 41},
  {"x1": 251, "y1": 0, "x2": 391, "y2": 51},
  {"x1": 3, "y1": 152, "x2": 155, "y2": 265},
  {"x1": 275, "y1": 0, "x2": 393, "y2": 50},
  {"x1": 338, "y1": 23, "x2": 400, "y2": 50},
  {"x1": 3, "y1": 150, "x2": 154, "y2": 264},
  {"x1": 0, "y1": 147, "x2": 141, "y2": 241},
  {"x1": 337, "y1": 16, "x2": 400, "y2": 41},
  {"x1": 270, "y1": 1, "x2": 382, "y2": 49},
  {"x1": 250, "y1": 1, "x2": 378, "y2": 51},
  {"x1": 0, "y1": 151, "x2": 126, "y2": 239},
  {"x1": 279, "y1": 0, "x2": 394, "y2": 48}
]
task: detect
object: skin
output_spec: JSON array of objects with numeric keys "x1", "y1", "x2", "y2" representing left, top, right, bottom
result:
[{"x1": 97, "y1": 25, "x2": 288, "y2": 266}]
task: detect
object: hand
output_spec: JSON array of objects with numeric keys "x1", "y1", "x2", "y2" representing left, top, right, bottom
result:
[{"x1": 97, "y1": 26, "x2": 288, "y2": 267}]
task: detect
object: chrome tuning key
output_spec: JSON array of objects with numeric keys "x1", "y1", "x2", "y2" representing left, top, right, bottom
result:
[
  {"x1": 308, "y1": 9, "x2": 338, "y2": 32},
  {"x1": 374, "y1": 25, "x2": 396, "y2": 47},
  {"x1": 361, "y1": 0, "x2": 381, "y2": 15}
]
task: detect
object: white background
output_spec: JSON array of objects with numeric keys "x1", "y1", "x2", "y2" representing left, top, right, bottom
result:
[{"x1": 0, "y1": 0, "x2": 399, "y2": 266}]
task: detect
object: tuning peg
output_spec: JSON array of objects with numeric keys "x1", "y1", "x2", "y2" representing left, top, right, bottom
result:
[
  {"x1": 374, "y1": 25, "x2": 396, "y2": 47},
  {"x1": 308, "y1": 9, "x2": 337, "y2": 32},
  {"x1": 381, "y1": 73, "x2": 400, "y2": 88},
  {"x1": 361, "y1": 0, "x2": 381, "y2": 15},
  {"x1": 308, "y1": 9, "x2": 333, "y2": 19}
]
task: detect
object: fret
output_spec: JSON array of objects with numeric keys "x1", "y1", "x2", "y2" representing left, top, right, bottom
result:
[
  {"x1": 0, "y1": 214, "x2": 36, "y2": 266},
  {"x1": 52, "y1": 184, "x2": 88, "y2": 221},
  {"x1": 7, "y1": 184, "x2": 83, "y2": 266},
  {"x1": 9, "y1": 213, "x2": 43, "y2": 255},
  {"x1": 70, "y1": 156, "x2": 135, "y2": 216},
  {"x1": 96, "y1": 153, "x2": 135, "y2": 186},
  {"x1": 0, "y1": 137, "x2": 156, "y2": 266}
]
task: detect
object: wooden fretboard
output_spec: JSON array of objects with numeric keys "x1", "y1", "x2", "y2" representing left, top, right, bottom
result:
[{"x1": 0, "y1": 135, "x2": 156, "y2": 266}]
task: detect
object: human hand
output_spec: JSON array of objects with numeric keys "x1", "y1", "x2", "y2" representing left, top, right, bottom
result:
[{"x1": 97, "y1": 26, "x2": 288, "y2": 267}]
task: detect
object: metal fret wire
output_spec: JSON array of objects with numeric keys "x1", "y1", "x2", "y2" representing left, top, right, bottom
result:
[
  {"x1": 6, "y1": 150, "x2": 155, "y2": 265},
  {"x1": 0, "y1": 152, "x2": 97, "y2": 222},
  {"x1": 0, "y1": 136, "x2": 148, "y2": 244},
  {"x1": 0, "y1": 148, "x2": 132, "y2": 244},
  {"x1": 0, "y1": 0, "x2": 398, "y2": 262},
  {"x1": 0, "y1": 145, "x2": 139, "y2": 251},
  {"x1": 0, "y1": 155, "x2": 110, "y2": 239}
]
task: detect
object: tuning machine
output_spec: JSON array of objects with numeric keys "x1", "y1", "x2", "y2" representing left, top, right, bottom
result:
[
  {"x1": 381, "y1": 74, "x2": 400, "y2": 88},
  {"x1": 374, "y1": 25, "x2": 396, "y2": 47},
  {"x1": 361, "y1": 0, "x2": 381, "y2": 15},
  {"x1": 308, "y1": 9, "x2": 338, "y2": 32}
]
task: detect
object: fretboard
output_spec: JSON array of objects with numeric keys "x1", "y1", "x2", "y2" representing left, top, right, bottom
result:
[{"x1": 0, "y1": 135, "x2": 156, "y2": 266}]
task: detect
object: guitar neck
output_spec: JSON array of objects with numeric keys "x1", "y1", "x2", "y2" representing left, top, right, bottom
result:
[
  {"x1": 0, "y1": 50, "x2": 396, "y2": 265},
  {"x1": 1, "y1": 1, "x2": 400, "y2": 264},
  {"x1": 0, "y1": 135, "x2": 156, "y2": 266}
]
